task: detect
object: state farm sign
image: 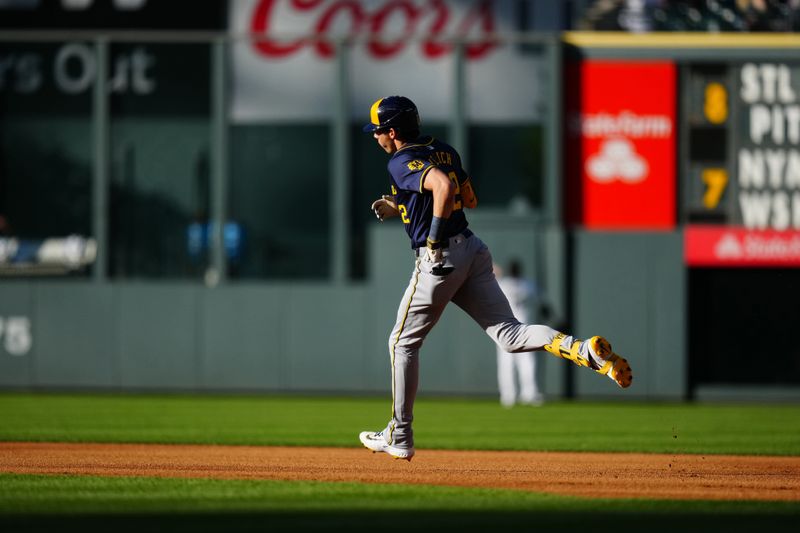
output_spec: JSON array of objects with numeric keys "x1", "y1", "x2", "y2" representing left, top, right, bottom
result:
[
  {"x1": 685, "y1": 225, "x2": 800, "y2": 266},
  {"x1": 230, "y1": 0, "x2": 545, "y2": 122},
  {"x1": 565, "y1": 61, "x2": 677, "y2": 230}
]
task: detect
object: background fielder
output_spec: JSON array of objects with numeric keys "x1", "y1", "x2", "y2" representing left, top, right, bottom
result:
[
  {"x1": 359, "y1": 96, "x2": 633, "y2": 461},
  {"x1": 495, "y1": 259, "x2": 545, "y2": 408}
]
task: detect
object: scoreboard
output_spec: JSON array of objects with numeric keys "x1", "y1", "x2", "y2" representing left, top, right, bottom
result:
[
  {"x1": 683, "y1": 61, "x2": 800, "y2": 266},
  {"x1": 684, "y1": 64, "x2": 731, "y2": 223},
  {"x1": 565, "y1": 47, "x2": 800, "y2": 266}
]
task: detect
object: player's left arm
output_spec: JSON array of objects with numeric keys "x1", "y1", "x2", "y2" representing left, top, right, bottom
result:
[
  {"x1": 460, "y1": 177, "x2": 478, "y2": 208},
  {"x1": 452, "y1": 153, "x2": 477, "y2": 208}
]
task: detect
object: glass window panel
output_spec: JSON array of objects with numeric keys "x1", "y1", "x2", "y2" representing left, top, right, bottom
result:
[
  {"x1": 0, "y1": 41, "x2": 92, "y2": 276},
  {"x1": 468, "y1": 125, "x2": 543, "y2": 211},
  {"x1": 229, "y1": 124, "x2": 330, "y2": 279},
  {"x1": 465, "y1": 40, "x2": 548, "y2": 212},
  {"x1": 108, "y1": 42, "x2": 211, "y2": 279},
  {"x1": 227, "y1": 28, "x2": 336, "y2": 280}
]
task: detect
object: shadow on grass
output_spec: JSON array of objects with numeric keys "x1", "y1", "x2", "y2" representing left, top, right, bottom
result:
[{"x1": 2, "y1": 510, "x2": 798, "y2": 533}]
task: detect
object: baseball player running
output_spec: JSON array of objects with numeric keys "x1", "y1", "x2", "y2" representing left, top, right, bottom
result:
[{"x1": 359, "y1": 96, "x2": 632, "y2": 461}]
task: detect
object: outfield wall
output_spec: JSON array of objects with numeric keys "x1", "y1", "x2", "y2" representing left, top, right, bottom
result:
[{"x1": 0, "y1": 219, "x2": 685, "y2": 400}]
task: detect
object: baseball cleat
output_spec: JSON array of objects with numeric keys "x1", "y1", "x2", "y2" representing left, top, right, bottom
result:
[
  {"x1": 359, "y1": 431, "x2": 415, "y2": 461},
  {"x1": 544, "y1": 332, "x2": 591, "y2": 368},
  {"x1": 588, "y1": 336, "x2": 633, "y2": 388}
]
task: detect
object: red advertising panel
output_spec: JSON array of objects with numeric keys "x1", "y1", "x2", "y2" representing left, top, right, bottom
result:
[
  {"x1": 685, "y1": 225, "x2": 800, "y2": 267},
  {"x1": 566, "y1": 61, "x2": 676, "y2": 230}
]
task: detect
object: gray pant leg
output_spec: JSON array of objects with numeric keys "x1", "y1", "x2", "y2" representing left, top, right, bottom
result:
[
  {"x1": 384, "y1": 235, "x2": 590, "y2": 449},
  {"x1": 385, "y1": 257, "x2": 462, "y2": 448},
  {"x1": 452, "y1": 237, "x2": 584, "y2": 355}
]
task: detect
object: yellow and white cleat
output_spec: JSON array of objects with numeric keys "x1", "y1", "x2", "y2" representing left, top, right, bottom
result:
[
  {"x1": 544, "y1": 333, "x2": 633, "y2": 388},
  {"x1": 587, "y1": 336, "x2": 633, "y2": 388}
]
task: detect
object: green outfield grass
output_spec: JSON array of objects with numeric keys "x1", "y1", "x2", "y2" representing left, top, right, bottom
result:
[
  {"x1": 1, "y1": 392, "x2": 799, "y2": 532},
  {"x1": 1, "y1": 392, "x2": 799, "y2": 454}
]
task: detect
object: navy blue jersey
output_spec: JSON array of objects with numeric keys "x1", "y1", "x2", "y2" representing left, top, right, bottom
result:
[{"x1": 386, "y1": 136, "x2": 470, "y2": 248}]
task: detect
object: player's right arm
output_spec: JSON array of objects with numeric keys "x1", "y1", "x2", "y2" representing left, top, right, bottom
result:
[
  {"x1": 422, "y1": 168, "x2": 456, "y2": 270},
  {"x1": 370, "y1": 195, "x2": 399, "y2": 221}
]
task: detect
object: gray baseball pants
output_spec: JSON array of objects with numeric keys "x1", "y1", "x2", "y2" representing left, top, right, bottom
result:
[{"x1": 382, "y1": 233, "x2": 589, "y2": 448}]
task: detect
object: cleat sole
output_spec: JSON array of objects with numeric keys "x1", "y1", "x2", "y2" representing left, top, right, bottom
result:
[{"x1": 589, "y1": 336, "x2": 633, "y2": 389}]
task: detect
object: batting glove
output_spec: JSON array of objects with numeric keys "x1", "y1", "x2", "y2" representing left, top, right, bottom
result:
[
  {"x1": 425, "y1": 238, "x2": 454, "y2": 275},
  {"x1": 371, "y1": 195, "x2": 399, "y2": 221},
  {"x1": 425, "y1": 246, "x2": 444, "y2": 264}
]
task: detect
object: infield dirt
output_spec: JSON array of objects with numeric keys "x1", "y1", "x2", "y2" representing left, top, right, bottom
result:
[{"x1": 2, "y1": 442, "x2": 799, "y2": 501}]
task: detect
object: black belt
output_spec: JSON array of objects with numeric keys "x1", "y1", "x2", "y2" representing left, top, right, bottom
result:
[{"x1": 415, "y1": 229, "x2": 473, "y2": 256}]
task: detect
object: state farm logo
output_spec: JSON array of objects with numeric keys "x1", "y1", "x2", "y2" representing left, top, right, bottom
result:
[
  {"x1": 249, "y1": 0, "x2": 498, "y2": 59},
  {"x1": 715, "y1": 233, "x2": 744, "y2": 259},
  {"x1": 576, "y1": 110, "x2": 672, "y2": 184},
  {"x1": 586, "y1": 138, "x2": 647, "y2": 183},
  {"x1": 711, "y1": 231, "x2": 800, "y2": 261},
  {"x1": 575, "y1": 111, "x2": 673, "y2": 139}
]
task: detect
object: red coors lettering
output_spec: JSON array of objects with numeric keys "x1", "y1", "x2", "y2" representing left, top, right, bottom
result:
[{"x1": 249, "y1": 0, "x2": 497, "y2": 60}]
